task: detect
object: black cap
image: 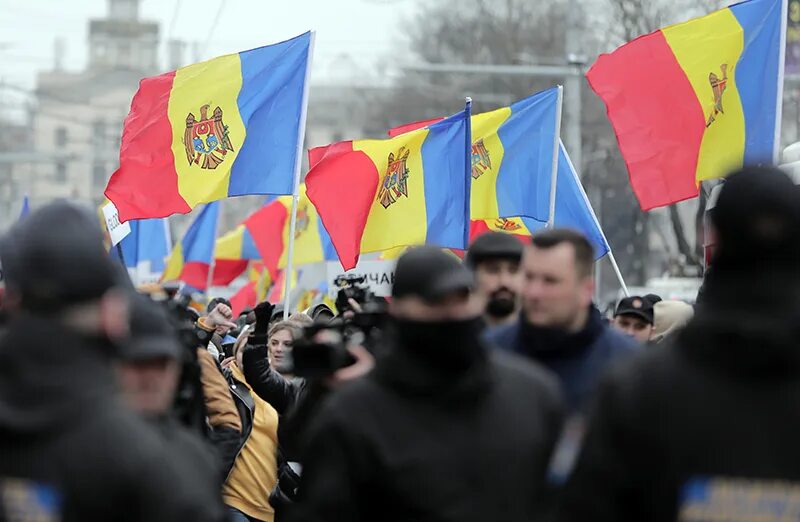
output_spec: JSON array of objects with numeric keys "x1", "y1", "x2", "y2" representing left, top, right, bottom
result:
[
  {"x1": 712, "y1": 166, "x2": 800, "y2": 269},
  {"x1": 118, "y1": 294, "x2": 181, "y2": 361},
  {"x1": 393, "y1": 246, "x2": 474, "y2": 303},
  {"x1": 465, "y1": 232, "x2": 524, "y2": 268},
  {"x1": 614, "y1": 296, "x2": 655, "y2": 325},
  {"x1": 0, "y1": 201, "x2": 120, "y2": 313}
]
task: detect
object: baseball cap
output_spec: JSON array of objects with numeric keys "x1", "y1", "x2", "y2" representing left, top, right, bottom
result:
[
  {"x1": 118, "y1": 293, "x2": 181, "y2": 361},
  {"x1": 614, "y1": 296, "x2": 655, "y2": 325},
  {"x1": 0, "y1": 201, "x2": 120, "y2": 313},
  {"x1": 465, "y1": 232, "x2": 524, "y2": 268},
  {"x1": 393, "y1": 246, "x2": 474, "y2": 303}
]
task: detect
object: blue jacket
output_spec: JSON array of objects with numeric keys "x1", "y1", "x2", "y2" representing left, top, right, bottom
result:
[{"x1": 485, "y1": 308, "x2": 640, "y2": 413}]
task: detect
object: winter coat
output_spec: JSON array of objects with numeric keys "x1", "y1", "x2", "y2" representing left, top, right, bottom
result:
[
  {"x1": 290, "y1": 341, "x2": 565, "y2": 522},
  {"x1": 557, "y1": 272, "x2": 800, "y2": 522},
  {"x1": 0, "y1": 313, "x2": 224, "y2": 522},
  {"x1": 485, "y1": 306, "x2": 640, "y2": 413}
]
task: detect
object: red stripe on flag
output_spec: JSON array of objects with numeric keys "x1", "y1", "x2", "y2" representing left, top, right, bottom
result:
[
  {"x1": 105, "y1": 71, "x2": 191, "y2": 221},
  {"x1": 244, "y1": 202, "x2": 289, "y2": 280},
  {"x1": 230, "y1": 281, "x2": 257, "y2": 317},
  {"x1": 212, "y1": 259, "x2": 249, "y2": 287},
  {"x1": 305, "y1": 141, "x2": 379, "y2": 270},
  {"x1": 586, "y1": 31, "x2": 706, "y2": 210},
  {"x1": 181, "y1": 261, "x2": 211, "y2": 290}
]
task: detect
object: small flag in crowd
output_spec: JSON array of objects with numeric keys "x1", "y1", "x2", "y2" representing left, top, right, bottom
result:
[
  {"x1": 18, "y1": 196, "x2": 30, "y2": 221},
  {"x1": 587, "y1": 0, "x2": 783, "y2": 210},
  {"x1": 307, "y1": 102, "x2": 473, "y2": 270},
  {"x1": 388, "y1": 88, "x2": 562, "y2": 223},
  {"x1": 162, "y1": 202, "x2": 219, "y2": 290},
  {"x1": 111, "y1": 218, "x2": 172, "y2": 284},
  {"x1": 105, "y1": 32, "x2": 313, "y2": 221},
  {"x1": 212, "y1": 224, "x2": 262, "y2": 287}
]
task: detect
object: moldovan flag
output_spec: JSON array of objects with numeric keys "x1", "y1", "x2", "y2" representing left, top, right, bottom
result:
[
  {"x1": 229, "y1": 262, "x2": 271, "y2": 316},
  {"x1": 471, "y1": 142, "x2": 610, "y2": 259},
  {"x1": 112, "y1": 218, "x2": 172, "y2": 284},
  {"x1": 307, "y1": 104, "x2": 473, "y2": 270},
  {"x1": 587, "y1": 0, "x2": 784, "y2": 210},
  {"x1": 162, "y1": 202, "x2": 219, "y2": 290},
  {"x1": 242, "y1": 184, "x2": 337, "y2": 279},
  {"x1": 212, "y1": 224, "x2": 261, "y2": 286},
  {"x1": 389, "y1": 88, "x2": 561, "y2": 222},
  {"x1": 105, "y1": 32, "x2": 313, "y2": 222}
]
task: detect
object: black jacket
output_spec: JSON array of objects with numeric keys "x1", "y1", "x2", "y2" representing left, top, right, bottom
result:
[
  {"x1": 290, "y1": 342, "x2": 565, "y2": 522},
  {"x1": 241, "y1": 344, "x2": 305, "y2": 416},
  {"x1": 0, "y1": 314, "x2": 223, "y2": 522},
  {"x1": 557, "y1": 272, "x2": 800, "y2": 522}
]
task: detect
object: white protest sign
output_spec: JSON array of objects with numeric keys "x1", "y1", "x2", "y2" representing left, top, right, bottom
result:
[
  {"x1": 102, "y1": 201, "x2": 131, "y2": 246},
  {"x1": 326, "y1": 259, "x2": 397, "y2": 297}
]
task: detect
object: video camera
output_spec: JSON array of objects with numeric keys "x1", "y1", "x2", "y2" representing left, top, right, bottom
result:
[
  {"x1": 287, "y1": 299, "x2": 386, "y2": 379},
  {"x1": 334, "y1": 274, "x2": 374, "y2": 315}
]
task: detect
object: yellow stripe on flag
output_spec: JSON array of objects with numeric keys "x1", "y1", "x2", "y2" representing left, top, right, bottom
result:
[
  {"x1": 169, "y1": 54, "x2": 246, "y2": 208},
  {"x1": 161, "y1": 242, "x2": 185, "y2": 282},
  {"x1": 662, "y1": 8, "x2": 745, "y2": 182},
  {"x1": 278, "y1": 185, "x2": 326, "y2": 268},
  {"x1": 470, "y1": 107, "x2": 512, "y2": 219},
  {"x1": 356, "y1": 129, "x2": 430, "y2": 253},
  {"x1": 215, "y1": 225, "x2": 245, "y2": 260}
]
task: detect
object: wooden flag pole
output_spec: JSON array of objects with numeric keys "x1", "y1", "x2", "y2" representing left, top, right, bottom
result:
[{"x1": 282, "y1": 31, "x2": 316, "y2": 320}]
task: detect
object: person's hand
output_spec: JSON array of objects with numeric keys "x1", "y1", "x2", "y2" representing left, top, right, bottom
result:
[
  {"x1": 342, "y1": 298, "x2": 362, "y2": 320},
  {"x1": 326, "y1": 345, "x2": 375, "y2": 389},
  {"x1": 220, "y1": 356, "x2": 235, "y2": 370},
  {"x1": 253, "y1": 301, "x2": 275, "y2": 336},
  {"x1": 206, "y1": 303, "x2": 236, "y2": 331}
]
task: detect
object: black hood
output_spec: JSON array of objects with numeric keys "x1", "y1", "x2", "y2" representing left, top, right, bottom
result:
[
  {"x1": 0, "y1": 314, "x2": 118, "y2": 435},
  {"x1": 680, "y1": 268, "x2": 800, "y2": 378}
]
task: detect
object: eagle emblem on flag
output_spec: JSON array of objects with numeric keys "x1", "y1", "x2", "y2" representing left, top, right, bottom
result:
[
  {"x1": 377, "y1": 147, "x2": 410, "y2": 209},
  {"x1": 471, "y1": 139, "x2": 492, "y2": 179},
  {"x1": 494, "y1": 218, "x2": 522, "y2": 232},
  {"x1": 184, "y1": 104, "x2": 234, "y2": 169},
  {"x1": 295, "y1": 204, "x2": 310, "y2": 239},
  {"x1": 706, "y1": 64, "x2": 728, "y2": 128}
]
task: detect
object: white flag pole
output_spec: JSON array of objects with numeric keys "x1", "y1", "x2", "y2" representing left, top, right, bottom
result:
[
  {"x1": 560, "y1": 138, "x2": 630, "y2": 297},
  {"x1": 283, "y1": 31, "x2": 315, "y2": 320},
  {"x1": 774, "y1": 0, "x2": 788, "y2": 163},
  {"x1": 205, "y1": 201, "x2": 221, "y2": 295},
  {"x1": 547, "y1": 85, "x2": 564, "y2": 228}
]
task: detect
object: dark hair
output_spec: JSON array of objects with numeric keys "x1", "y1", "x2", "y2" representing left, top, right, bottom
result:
[
  {"x1": 207, "y1": 297, "x2": 232, "y2": 314},
  {"x1": 531, "y1": 229, "x2": 595, "y2": 278}
]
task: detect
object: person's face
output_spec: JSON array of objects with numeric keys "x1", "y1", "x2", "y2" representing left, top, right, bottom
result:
[
  {"x1": 474, "y1": 258, "x2": 522, "y2": 320},
  {"x1": 116, "y1": 357, "x2": 180, "y2": 416},
  {"x1": 268, "y1": 328, "x2": 294, "y2": 367},
  {"x1": 389, "y1": 290, "x2": 485, "y2": 322},
  {"x1": 521, "y1": 244, "x2": 594, "y2": 330},
  {"x1": 613, "y1": 314, "x2": 654, "y2": 343}
]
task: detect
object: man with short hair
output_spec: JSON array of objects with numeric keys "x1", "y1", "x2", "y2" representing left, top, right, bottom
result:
[
  {"x1": 465, "y1": 232, "x2": 524, "y2": 327},
  {"x1": 292, "y1": 246, "x2": 564, "y2": 522},
  {"x1": 486, "y1": 229, "x2": 638, "y2": 413},
  {"x1": 0, "y1": 201, "x2": 219, "y2": 521},
  {"x1": 612, "y1": 296, "x2": 655, "y2": 344}
]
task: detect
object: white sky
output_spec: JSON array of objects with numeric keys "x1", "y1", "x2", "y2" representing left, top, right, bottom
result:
[{"x1": 2, "y1": 0, "x2": 418, "y2": 90}]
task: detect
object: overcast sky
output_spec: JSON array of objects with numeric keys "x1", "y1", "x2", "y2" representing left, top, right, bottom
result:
[{"x1": 2, "y1": 0, "x2": 418, "y2": 90}]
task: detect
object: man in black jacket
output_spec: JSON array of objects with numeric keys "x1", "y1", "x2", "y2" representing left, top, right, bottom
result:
[
  {"x1": 0, "y1": 202, "x2": 217, "y2": 522},
  {"x1": 291, "y1": 246, "x2": 565, "y2": 522},
  {"x1": 557, "y1": 166, "x2": 800, "y2": 522}
]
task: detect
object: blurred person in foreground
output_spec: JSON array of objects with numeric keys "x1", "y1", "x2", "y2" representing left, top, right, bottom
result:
[
  {"x1": 291, "y1": 246, "x2": 564, "y2": 522},
  {"x1": 486, "y1": 229, "x2": 639, "y2": 413},
  {"x1": 116, "y1": 293, "x2": 226, "y2": 520},
  {"x1": 611, "y1": 296, "x2": 656, "y2": 344},
  {"x1": 557, "y1": 166, "x2": 800, "y2": 522},
  {"x1": 465, "y1": 231, "x2": 525, "y2": 327},
  {"x1": 650, "y1": 299, "x2": 694, "y2": 344},
  {"x1": 0, "y1": 201, "x2": 213, "y2": 521}
]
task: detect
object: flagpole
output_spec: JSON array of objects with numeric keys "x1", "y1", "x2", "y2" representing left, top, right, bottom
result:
[
  {"x1": 774, "y1": 0, "x2": 788, "y2": 163},
  {"x1": 283, "y1": 31, "x2": 316, "y2": 320},
  {"x1": 547, "y1": 85, "x2": 564, "y2": 228},
  {"x1": 463, "y1": 96, "x2": 473, "y2": 248},
  {"x1": 607, "y1": 251, "x2": 629, "y2": 298}
]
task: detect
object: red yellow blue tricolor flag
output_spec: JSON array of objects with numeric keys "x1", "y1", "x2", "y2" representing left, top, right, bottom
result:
[
  {"x1": 587, "y1": 0, "x2": 785, "y2": 210},
  {"x1": 105, "y1": 32, "x2": 313, "y2": 222},
  {"x1": 306, "y1": 101, "x2": 473, "y2": 270},
  {"x1": 161, "y1": 202, "x2": 220, "y2": 290}
]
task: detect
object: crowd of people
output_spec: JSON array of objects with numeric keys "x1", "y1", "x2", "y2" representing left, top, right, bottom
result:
[{"x1": 0, "y1": 164, "x2": 798, "y2": 521}]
